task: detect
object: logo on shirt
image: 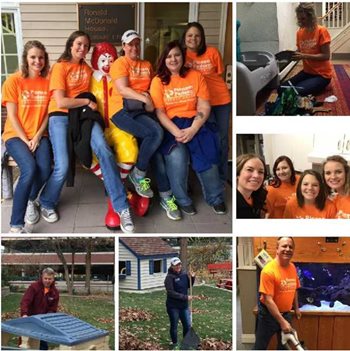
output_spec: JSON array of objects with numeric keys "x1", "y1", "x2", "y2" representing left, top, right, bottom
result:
[
  {"x1": 67, "y1": 70, "x2": 89, "y2": 89},
  {"x1": 280, "y1": 278, "x2": 297, "y2": 292},
  {"x1": 336, "y1": 210, "x2": 350, "y2": 219},
  {"x1": 191, "y1": 59, "x2": 214, "y2": 74},
  {"x1": 22, "y1": 90, "x2": 48, "y2": 106},
  {"x1": 299, "y1": 38, "x2": 317, "y2": 51},
  {"x1": 164, "y1": 85, "x2": 195, "y2": 105},
  {"x1": 130, "y1": 66, "x2": 151, "y2": 80}
]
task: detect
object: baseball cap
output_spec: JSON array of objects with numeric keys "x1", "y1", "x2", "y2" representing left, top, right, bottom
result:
[
  {"x1": 170, "y1": 257, "x2": 182, "y2": 266},
  {"x1": 121, "y1": 30, "x2": 141, "y2": 44}
]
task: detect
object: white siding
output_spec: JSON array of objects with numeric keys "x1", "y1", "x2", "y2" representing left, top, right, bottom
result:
[
  {"x1": 119, "y1": 244, "x2": 138, "y2": 290},
  {"x1": 198, "y1": 3, "x2": 222, "y2": 49},
  {"x1": 20, "y1": 3, "x2": 78, "y2": 64},
  {"x1": 140, "y1": 257, "x2": 169, "y2": 290}
]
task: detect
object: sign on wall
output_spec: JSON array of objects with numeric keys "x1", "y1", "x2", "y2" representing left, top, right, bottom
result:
[{"x1": 78, "y1": 4, "x2": 136, "y2": 45}]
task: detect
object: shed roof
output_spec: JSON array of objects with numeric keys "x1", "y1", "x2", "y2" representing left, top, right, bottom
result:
[{"x1": 119, "y1": 237, "x2": 176, "y2": 257}]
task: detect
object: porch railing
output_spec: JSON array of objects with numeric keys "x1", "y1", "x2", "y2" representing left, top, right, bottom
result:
[{"x1": 321, "y1": 2, "x2": 350, "y2": 28}]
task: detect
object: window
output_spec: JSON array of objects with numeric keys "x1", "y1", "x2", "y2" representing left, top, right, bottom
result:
[
  {"x1": 1, "y1": 10, "x2": 21, "y2": 85},
  {"x1": 119, "y1": 261, "x2": 131, "y2": 275},
  {"x1": 144, "y1": 3, "x2": 189, "y2": 68},
  {"x1": 153, "y1": 259, "x2": 162, "y2": 273}
]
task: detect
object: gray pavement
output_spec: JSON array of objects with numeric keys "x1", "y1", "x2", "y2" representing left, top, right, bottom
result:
[{"x1": 1, "y1": 166, "x2": 232, "y2": 234}]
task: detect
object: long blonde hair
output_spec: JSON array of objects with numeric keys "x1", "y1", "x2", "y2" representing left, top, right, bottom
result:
[{"x1": 295, "y1": 3, "x2": 318, "y2": 29}]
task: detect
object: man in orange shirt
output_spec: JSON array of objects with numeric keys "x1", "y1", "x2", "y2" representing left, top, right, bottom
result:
[{"x1": 254, "y1": 237, "x2": 301, "y2": 350}]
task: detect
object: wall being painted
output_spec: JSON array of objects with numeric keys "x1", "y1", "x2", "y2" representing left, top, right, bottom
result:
[{"x1": 237, "y1": 2, "x2": 279, "y2": 53}]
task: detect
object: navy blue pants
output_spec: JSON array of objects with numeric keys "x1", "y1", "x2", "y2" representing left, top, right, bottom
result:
[
  {"x1": 166, "y1": 306, "x2": 191, "y2": 344},
  {"x1": 253, "y1": 303, "x2": 292, "y2": 350},
  {"x1": 280, "y1": 70, "x2": 331, "y2": 96}
]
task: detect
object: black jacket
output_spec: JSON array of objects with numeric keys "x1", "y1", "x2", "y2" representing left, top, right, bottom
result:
[
  {"x1": 67, "y1": 92, "x2": 105, "y2": 186},
  {"x1": 164, "y1": 267, "x2": 195, "y2": 309},
  {"x1": 237, "y1": 190, "x2": 265, "y2": 218}
]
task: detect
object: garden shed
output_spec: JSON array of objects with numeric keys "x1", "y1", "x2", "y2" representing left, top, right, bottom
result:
[{"x1": 119, "y1": 237, "x2": 177, "y2": 290}]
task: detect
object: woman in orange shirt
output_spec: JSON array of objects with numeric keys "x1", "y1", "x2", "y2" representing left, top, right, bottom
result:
[
  {"x1": 283, "y1": 170, "x2": 336, "y2": 219},
  {"x1": 2, "y1": 41, "x2": 51, "y2": 233},
  {"x1": 323, "y1": 155, "x2": 350, "y2": 219},
  {"x1": 110, "y1": 30, "x2": 163, "y2": 199},
  {"x1": 181, "y1": 22, "x2": 231, "y2": 183},
  {"x1": 38, "y1": 31, "x2": 134, "y2": 233},
  {"x1": 150, "y1": 41, "x2": 226, "y2": 215},
  {"x1": 283, "y1": 3, "x2": 332, "y2": 96},
  {"x1": 266, "y1": 156, "x2": 299, "y2": 218}
]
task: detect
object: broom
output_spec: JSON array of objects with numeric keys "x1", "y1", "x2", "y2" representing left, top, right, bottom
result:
[{"x1": 180, "y1": 268, "x2": 200, "y2": 350}]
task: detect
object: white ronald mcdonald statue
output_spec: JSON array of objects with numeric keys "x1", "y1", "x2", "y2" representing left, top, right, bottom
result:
[{"x1": 89, "y1": 42, "x2": 149, "y2": 229}]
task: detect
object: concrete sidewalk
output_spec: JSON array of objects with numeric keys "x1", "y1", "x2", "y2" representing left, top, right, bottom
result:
[{"x1": 1, "y1": 166, "x2": 232, "y2": 234}]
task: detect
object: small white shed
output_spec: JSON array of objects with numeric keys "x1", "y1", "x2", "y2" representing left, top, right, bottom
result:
[{"x1": 119, "y1": 237, "x2": 177, "y2": 290}]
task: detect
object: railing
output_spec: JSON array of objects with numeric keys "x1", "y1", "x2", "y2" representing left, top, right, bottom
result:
[{"x1": 321, "y1": 2, "x2": 349, "y2": 28}]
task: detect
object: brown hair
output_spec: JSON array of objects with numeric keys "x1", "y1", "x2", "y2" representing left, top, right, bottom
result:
[
  {"x1": 58, "y1": 30, "x2": 91, "y2": 62},
  {"x1": 21, "y1": 40, "x2": 49, "y2": 78},
  {"x1": 296, "y1": 169, "x2": 327, "y2": 210},
  {"x1": 271, "y1": 155, "x2": 297, "y2": 188},
  {"x1": 322, "y1": 155, "x2": 350, "y2": 195},
  {"x1": 236, "y1": 154, "x2": 268, "y2": 212}
]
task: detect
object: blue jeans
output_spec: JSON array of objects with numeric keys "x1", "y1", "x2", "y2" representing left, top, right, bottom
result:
[
  {"x1": 166, "y1": 307, "x2": 191, "y2": 344},
  {"x1": 208, "y1": 103, "x2": 231, "y2": 182},
  {"x1": 254, "y1": 303, "x2": 292, "y2": 350},
  {"x1": 162, "y1": 143, "x2": 224, "y2": 207},
  {"x1": 281, "y1": 70, "x2": 331, "y2": 96},
  {"x1": 40, "y1": 116, "x2": 128, "y2": 213},
  {"x1": 5, "y1": 137, "x2": 52, "y2": 227},
  {"x1": 111, "y1": 109, "x2": 163, "y2": 172}
]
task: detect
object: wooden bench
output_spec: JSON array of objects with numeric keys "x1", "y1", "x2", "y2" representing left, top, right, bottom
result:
[{"x1": 207, "y1": 262, "x2": 232, "y2": 278}]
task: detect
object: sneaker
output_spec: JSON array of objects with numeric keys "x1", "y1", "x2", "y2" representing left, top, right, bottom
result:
[
  {"x1": 41, "y1": 207, "x2": 58, "y2": 223},
  {"x1": 128, "y1": 173, "x2": 154, "y2": 198},
  {"x1": 212, "y1": 202, "x2": 227, "y2": 215},
  {"x1": 180, "y1": 204, "x2": 197, "y2": 215},
  {"x1": 118, "y1": 208, "x2": 135, "y2": 234},
  {"x1": 24, "y1": 200, "x2": 40, "y2": 225},
  {"x1": 9, "y1": 226, "x2": 27, "y2": 234},
  {"x1": 160, "y1": 196, "x2": 182, "y2": 221}
]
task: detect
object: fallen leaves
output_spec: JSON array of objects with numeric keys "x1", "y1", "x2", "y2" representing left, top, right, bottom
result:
[
  {"x1": 119, "y1": 329, "x2": 162, "y2": 350},
  {"x1": 193, "y1": 294, "x2": 210, "y2": 301},
  {"x1": 96, "y1": 318, "x2": 114, "y2": 324},
  {"x1": 200, "y1": 338, "x2": 233, "y2": 350},
  {"x1": 1, "y1": 311, "x2": 20, "y2": 321},
  {"x1": 120, "y1": 308, "x2": 154, "y2": 322}
]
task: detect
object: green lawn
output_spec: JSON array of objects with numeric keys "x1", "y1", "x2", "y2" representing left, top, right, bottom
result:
[
  {"x1": 1, "y1": 293, "x2": 115, "y2": 350},
  {"x1": 120, "y1": 285, "x2": 232, "y2": 349}
]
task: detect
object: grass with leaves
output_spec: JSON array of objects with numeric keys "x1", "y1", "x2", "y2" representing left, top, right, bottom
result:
[
  {"x1": 1, "y1": 293, "x2": 115, "y2": 349},
  {"x1": 119, "y1": 285, "x2": 232, "y2": 349}
]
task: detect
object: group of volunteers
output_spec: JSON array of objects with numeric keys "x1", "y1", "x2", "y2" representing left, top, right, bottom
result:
[
  {"x1": 2, "y1": 22, "x2": 231, "y2": 234},
  {"x1": 237, "y1": 153, "x2": 350, "y2": 219}
]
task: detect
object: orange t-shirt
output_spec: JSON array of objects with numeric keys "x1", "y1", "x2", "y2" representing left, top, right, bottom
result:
[
  {"x1": 266, "y1": 177, "x2": 299, "y2": 219},
  {"x1": 109, "y1": 56, "x2": 153, "y2": 116},
  {"x1": 2, "y1": 71, "x2": 50, "y2": 142},
  {"x1": 150, "y1": 69, "x2": 210, "y2": 119},
  {"x1": 296, "y1": 25, "x2": 332, "y2": 79},
  {"x1": 283, "y1": 196, "x2": 337, "y2": 219},
  {"x1": 260, "y1": 259, "x2": 300, "y2": 312},
  {"x1": 185, "y1": 47, "x2": 231, "y2": 106},
  {"x1": 331, "y1": 194, "x2": 350, "y2": 219},
  {"x1": 48, "y1": 61, "x2": 92, "y2": 114}
]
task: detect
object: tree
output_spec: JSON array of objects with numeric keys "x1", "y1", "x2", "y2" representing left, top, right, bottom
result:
[
  {"x1": 85, "y1": 238, "x2": 93, "y2": 295},
  {"x1": 179, "y1": 238, "x2": 188, "y2": 270},
  {"x1": 50, "y1": 238, "x2": 79, "y2": 295}
]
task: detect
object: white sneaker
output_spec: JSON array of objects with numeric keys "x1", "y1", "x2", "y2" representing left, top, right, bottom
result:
[
  {"x1": 117, "y1": 208, "x2": 135, "y2": 233},
  {"x1": 24, "y1": 200, "x2": 40, "y2": 225},
  {"x1": 9, "y1": 227, "x2": 28, "y2": 234},
  {"x1": 41, "y1": 207, "x2": 58, "y2": 223}
]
